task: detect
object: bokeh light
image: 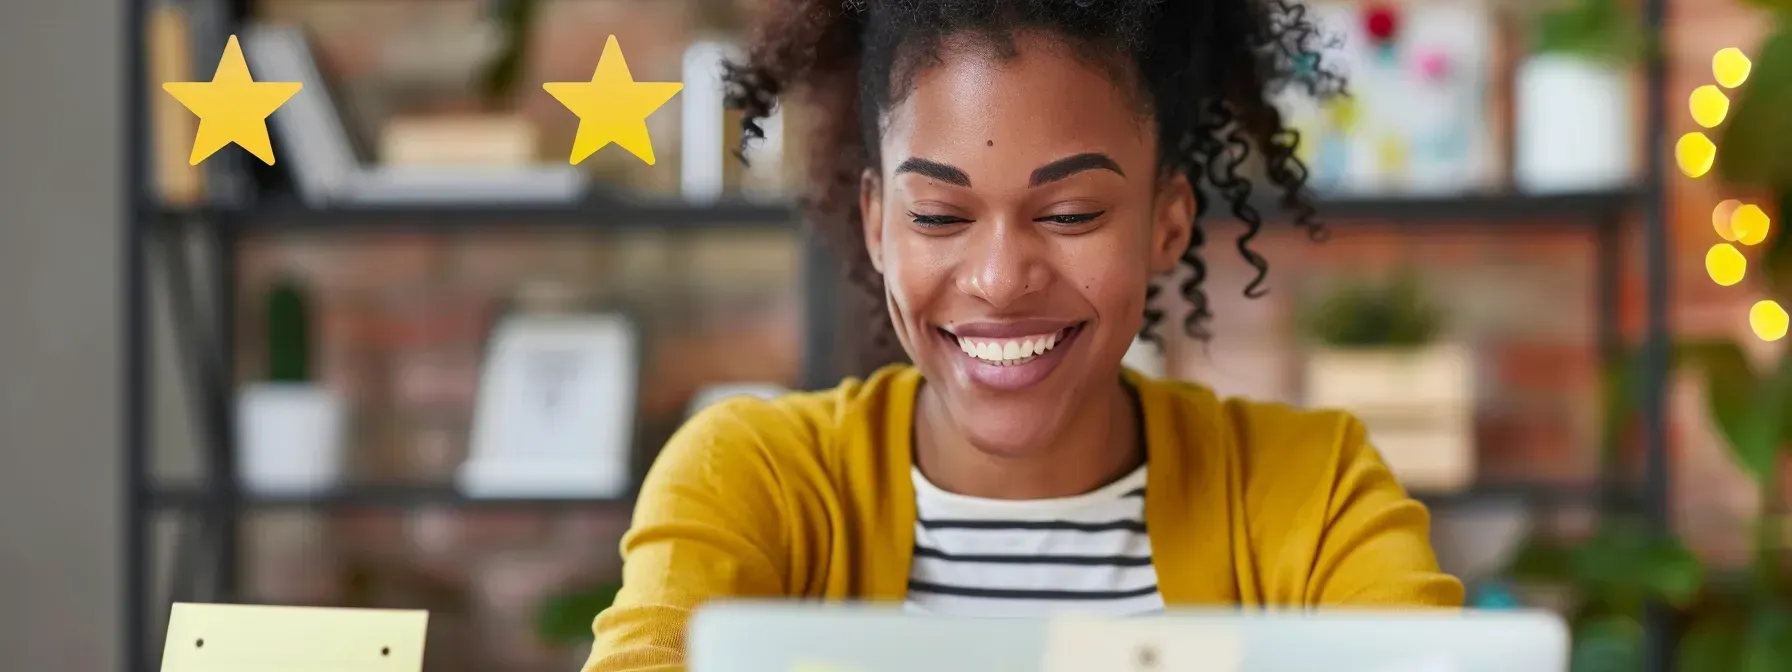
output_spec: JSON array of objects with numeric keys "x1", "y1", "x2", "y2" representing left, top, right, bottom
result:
[
  {"x1": 1714, "y1": 47, "x2": 1752, "y2": 88},
  {"x1": 1750, "y1": 300, "x2": 1788, "y2": 341},
  {"x1": 1731, "y1": 204, "x2": 1772, "y2": 246},
  {"x1": 1677, "y1": 132, "x2": 1716, "y2": 178},
  {"x1": 1713, "y1": 199, "x2": 1743, "y2": 240},
  {"x1": 1690, "y1": 85, "x2": 1730, "y2": 128},
  {"x1": 1706, "y1": 243, "x2": 1747, "y2": 286}
]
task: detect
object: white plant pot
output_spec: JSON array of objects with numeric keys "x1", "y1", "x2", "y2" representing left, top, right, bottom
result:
[
  {"x1": 1304, "y1": 344, "x2": 1476, "y2": 493},
  {"x1": 238, "y1": 382, "x2": 347, "y2": 495},
  {"x1": 1514, "y1": 55, "x2": 1636, "y2": 193}
]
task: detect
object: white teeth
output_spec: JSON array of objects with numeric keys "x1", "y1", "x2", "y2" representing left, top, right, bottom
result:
[{"x1": 954, "y1": 329, "x2": 1068, "y2": 365}]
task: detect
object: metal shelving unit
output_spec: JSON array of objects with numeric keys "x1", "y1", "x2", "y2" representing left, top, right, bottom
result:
[{"x1": 121, "y1": 1, "x2": 1674, "y2": 671}]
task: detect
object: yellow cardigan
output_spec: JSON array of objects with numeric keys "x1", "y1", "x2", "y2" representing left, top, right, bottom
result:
[{"x1": 583, "y1": 366, "x2": 1463, "y2": 672}]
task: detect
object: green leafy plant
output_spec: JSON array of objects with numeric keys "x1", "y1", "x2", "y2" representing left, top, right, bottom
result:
[
  {"x1": 1717, "y1": 7, "x2": 1792, "y2": 195},
  {"x1": 1527, "y1": 0, "x2": 1644, "y2": 63},
  {"x1": 536, "y1": 581, "x2": 624, "y2": 645},
  {"x1": 1505, "y1": 340, "x2": 1792, "y2": 670},
  {"x1": 1301, "y1": 271, "x2": 1444, "y2": 349}
]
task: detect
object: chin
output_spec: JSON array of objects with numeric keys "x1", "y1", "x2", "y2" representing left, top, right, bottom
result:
[
  {"x1": 956, "y1": 415, "x2": 1059, "y2": 458},
  {"x1": 936, "y1": 388, "x2": 1078, "y2": 457}
]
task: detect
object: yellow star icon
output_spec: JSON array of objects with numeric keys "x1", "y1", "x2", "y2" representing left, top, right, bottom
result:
[
  {"x1": 545, "y1": 35, "x2": 684, "y2": 166},
  {"x1": 163, "y1": 35, "x2": 302, "y2": 166}
]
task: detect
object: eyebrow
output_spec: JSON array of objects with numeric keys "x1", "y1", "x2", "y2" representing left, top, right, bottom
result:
[
  {"x1": 892, "y1": 153, "x2": 1126, "y2": 189},
  {"x1": 1030, "y1": 152, "x2": 1124, "y2": 187},
  {"x1": 894, "y1": 158, "x2": 972, "y2": 187}
]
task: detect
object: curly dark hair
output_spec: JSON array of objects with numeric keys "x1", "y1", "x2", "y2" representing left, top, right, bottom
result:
[{"x1": 722, "y1": 0, "x2": 1341, "y2": 368}]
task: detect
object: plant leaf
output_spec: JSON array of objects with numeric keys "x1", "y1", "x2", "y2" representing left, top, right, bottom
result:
[
  {"x1": 1740, "y1": 353, "x2": 1792, "y2": 479},
  {"x1": 1506, "y1": 535, "x2": 1578, "y2": 584},
  {"x1": 1681, "y1": 613, "x2": 1746, "y2": 672},
  {"x1": 1571, "y1": 615, "x2": 1645, "y2": 672},
  {"x1": 1742, "y1": 605, "x2": 1792, "y2": 672},
  {"x1": 1717, "y1": 26, "x2": 1792, "y2": 189},
  {"x1": 1762, "y1": 192, "x2": 1792, "y2": 296},
  {"x1": 1568, "y1": 519, "x2": 1706, "y2": 608},
  {"x1": 1742, "y1": 0, "x2": 1792, "y2": 13},
  {"x1": 1678, "y1": 341, "x2": 1773, "y2": 480},
  {"x1": 535, "y1": 583, "x2": 623, "y2": 644}
]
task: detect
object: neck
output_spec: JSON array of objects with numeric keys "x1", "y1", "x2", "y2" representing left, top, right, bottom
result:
[{"x1": 913, "y1": 376, "x2": 1142, "y2": 500}]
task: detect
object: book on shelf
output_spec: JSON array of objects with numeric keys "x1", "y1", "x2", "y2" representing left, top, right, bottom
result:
[
  {"x1": 241, "y1": 24, "x2": 587, "y2": 208},
  {"x1": 149, "y1": 4, "x2": 206, "y2": 205}
]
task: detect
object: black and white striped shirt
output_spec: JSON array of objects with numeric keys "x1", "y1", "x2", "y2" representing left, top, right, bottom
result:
[{"x1": 904, "y1": 465, "x2": 1164, "y2": 617}]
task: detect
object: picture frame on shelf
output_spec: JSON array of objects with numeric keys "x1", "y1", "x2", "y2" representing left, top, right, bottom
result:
[{"x1": 459, "y1": 312, "x2": 642, "y2": 500}]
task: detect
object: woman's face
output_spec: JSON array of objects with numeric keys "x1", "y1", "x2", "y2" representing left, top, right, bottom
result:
[{"x1": 861, "y1": 31, "x2": 1194, "y2": 455}]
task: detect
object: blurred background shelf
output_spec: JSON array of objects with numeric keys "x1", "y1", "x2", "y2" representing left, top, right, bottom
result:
[
  {"x1": 148, "y1": 485, "x2": 637, "y2": 511},
  {"x1": 149, "y1": 194, "x2": 800, "y2": 231},
  {"x1": 146, "y1": 189, "x2": 1635, "y2": 232}
]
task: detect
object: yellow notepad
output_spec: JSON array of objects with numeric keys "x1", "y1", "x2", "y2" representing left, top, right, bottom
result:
[{"x1": 160, "y1": 603, "x2": 429, "y2": 672}]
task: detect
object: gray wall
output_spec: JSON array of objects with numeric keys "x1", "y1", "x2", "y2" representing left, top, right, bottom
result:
[{"x1": 0, "y1": 0, "x2": 123, "y2": 669}]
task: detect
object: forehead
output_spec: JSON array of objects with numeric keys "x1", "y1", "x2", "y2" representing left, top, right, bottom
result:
[{"x1": 880, "y1": 32, "x2": 1153, "y2": 172}]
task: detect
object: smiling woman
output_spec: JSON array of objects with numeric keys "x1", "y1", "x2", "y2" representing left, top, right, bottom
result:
[{"x1": 581, "y1": 2, "x2": 1463, "y2": 670}]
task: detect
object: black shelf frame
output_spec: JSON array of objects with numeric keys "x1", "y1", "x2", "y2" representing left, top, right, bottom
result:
[{"x1": 120, "y1": 1, "x2": 1675, "y2": 671}]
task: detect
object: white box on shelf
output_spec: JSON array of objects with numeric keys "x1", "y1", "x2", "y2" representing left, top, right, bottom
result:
[
  {"x1": 459, "y1": 313, "x2": 639, "y2": 499},
  {"x1": 1304, "y1": 343, "x2": 1476, "y2": 492},
  {"x1": 237, "y1": 382, "x2": 347, "y2": 495}
]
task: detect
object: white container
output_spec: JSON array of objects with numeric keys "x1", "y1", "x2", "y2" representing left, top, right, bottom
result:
[
  {"x1": 1304, "y1": 344, "x2": 1476, "y2": 492},
  {"x1": 238, "y1": 383, "x2": 347, "y2": 495},
  {"x1": 1514, "y1": 55, "x2": 1636, "y2": 193}
]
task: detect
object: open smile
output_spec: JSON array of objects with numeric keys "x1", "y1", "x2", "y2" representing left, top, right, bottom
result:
[{"x1": 935, "y1": 322, "x2": 1087, "y2": 391}]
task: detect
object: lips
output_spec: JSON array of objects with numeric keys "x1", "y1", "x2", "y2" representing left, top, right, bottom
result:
[
  {"x1": 947, "y1": 325, "x2": 1075, "y2": 366},
  {"x1": 936, "y1": 320, "x2": 1087, "y2": 391}
]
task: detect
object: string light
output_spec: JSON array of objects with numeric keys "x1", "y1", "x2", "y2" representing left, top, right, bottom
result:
[
  {"x1": 1677, "y1": 132, "x2": 1716, "y2": 178},
  {"x1": 1750, "y1": 300, "x2": 1788, "y2": 341},
  {"x1": 1692, "y1": 47, "x2": 1780, "y2": 342},
  {"x1": 1713, "y1": 199, "x2": 1743, "y2": 241},
  {"x1": 1714, "y1": 47, "x2": 1752, "y2": 88},
  {"x1": 1731, "y1": 204, "x2": 1772, "y2": 246},
  {"x1": 1707, "y1": 243, "x2": 1747, "y2": 286},
  {"x1": 1690, "y1": 85, "x2": 1730, "y2": 128}
]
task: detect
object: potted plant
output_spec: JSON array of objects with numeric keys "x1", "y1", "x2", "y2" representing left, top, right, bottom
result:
[
  {"x1": 1512, "y1": 0, "x2": 1643, "y2": 193},
  {"x1": 238, "y1": 275, "x2": 348, "y2": 495},
  {"x1": 1299, "y1": 271, "x2": 1475, "y2": 492},
  {"x1": 375, "y1": 0, "x2": 544, "y2": 166}
]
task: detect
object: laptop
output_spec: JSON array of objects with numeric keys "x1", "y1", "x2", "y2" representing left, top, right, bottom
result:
[{"x1": 689, "y1": 602, "x2": 1568, "y2": 672}]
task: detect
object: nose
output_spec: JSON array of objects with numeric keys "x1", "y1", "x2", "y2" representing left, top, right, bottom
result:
[{"x1": 955, "y1": 218, "x2": 1050, "y2": 309}]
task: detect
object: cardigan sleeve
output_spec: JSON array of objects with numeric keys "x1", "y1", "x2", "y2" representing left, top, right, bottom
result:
[
  {"x1": 581, "y1": 400, "x2": 797, "y2": 672},
  {"x1": 1307, "y1": 416, "x2": 1465, "y2": 608}
]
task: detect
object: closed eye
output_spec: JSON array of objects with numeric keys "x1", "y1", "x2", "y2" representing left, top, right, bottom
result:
[
  {"x1": 1037, "y1": 211, "x2": 1104, "y2": 225},
  {"x1": 908, "y1": 212, "x2": 972, "y2": 227}
]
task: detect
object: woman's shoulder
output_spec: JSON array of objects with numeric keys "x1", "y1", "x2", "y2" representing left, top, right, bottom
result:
[
  {"x1": 1139, "y1": 375, "x2": 1365, "y2": 451},
  {"x1": 653, "y1": 366, "x2": 919, "y2": 483},
  {"x1": 1136, "y1": 375, "x2": 1376, "y2": 494}
]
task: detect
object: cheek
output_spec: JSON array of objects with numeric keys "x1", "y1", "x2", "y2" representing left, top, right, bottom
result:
[
  {"x1": 881, "y1": 230, "x2": 956, "y2": 316},
  {"x1": 1061, "y1": 235, "x2": 1153, "y2": 334}
]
